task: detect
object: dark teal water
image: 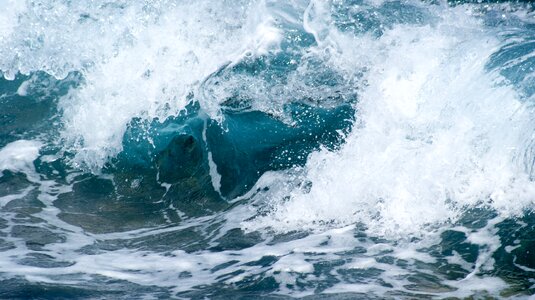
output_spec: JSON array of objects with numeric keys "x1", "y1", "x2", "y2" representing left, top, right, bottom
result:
[{"x1": 1, "y1": 0, "x2": 535, "y2": 299}]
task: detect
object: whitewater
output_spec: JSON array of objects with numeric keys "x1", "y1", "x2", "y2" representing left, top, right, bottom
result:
[{"x1": 0, "y1": 0, "x2": 535, "y2": 298}]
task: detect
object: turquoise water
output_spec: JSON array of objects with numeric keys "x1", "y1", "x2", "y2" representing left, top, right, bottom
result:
[{"x1": 1, "y1": 0, "x2": 535, "y2": 298}]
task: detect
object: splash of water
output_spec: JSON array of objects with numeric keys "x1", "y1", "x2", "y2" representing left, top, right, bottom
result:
[{"x1": 1, "y1": 0, "x2": 535, "y2": 298}]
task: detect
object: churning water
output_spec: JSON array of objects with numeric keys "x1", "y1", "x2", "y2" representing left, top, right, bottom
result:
[{"x1": 1, "y1": 0, "x2": 535, "y2": 298}]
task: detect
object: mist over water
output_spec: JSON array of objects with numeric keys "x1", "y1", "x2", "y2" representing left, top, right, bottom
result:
[{"x1": 1, "y1": 0, "x2": 535, "y2": 298}]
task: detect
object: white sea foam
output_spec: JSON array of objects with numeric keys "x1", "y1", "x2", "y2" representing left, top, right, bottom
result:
[
  {"x1": 243, "y1": 4, "x2": 535, "y2": 237},
  {"x1": 58, "y1": 1, "x2": 272, "y2": 171},
  {"x1": 0, "y1": 0, "x2": 26, "y2": 46},
  {"x1": 0, "y1": 140, "x2": 42, "y2": 177},
  {"x1": 0, "y1": 186, "x2": 33, "y2": 207},
  {"x1": 0, "y1": 0, "x2": 287, "y2": 170}
]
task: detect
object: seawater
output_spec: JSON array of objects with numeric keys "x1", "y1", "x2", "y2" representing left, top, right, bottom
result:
[{"x1": 1, "y1": 0, "x2": 535, "y2": 298}]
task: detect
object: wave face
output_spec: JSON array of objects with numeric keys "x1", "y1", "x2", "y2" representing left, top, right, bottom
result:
[{"x1": 1, "y1": 0, "x2": 535, "y2": 298}]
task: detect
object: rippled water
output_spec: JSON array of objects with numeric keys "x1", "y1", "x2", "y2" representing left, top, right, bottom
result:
[{"x1": 1, "y1": 0, "x2": 535, "y2": 298}]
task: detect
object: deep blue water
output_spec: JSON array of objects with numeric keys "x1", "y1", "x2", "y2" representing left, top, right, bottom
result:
[{"x1": 1, "y1": 0, "x2": 535, "y2": 299}]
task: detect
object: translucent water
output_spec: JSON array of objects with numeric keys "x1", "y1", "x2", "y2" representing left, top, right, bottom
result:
[{"x1": 1, "y1": 0, "x2": 535, "y2": 298}]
